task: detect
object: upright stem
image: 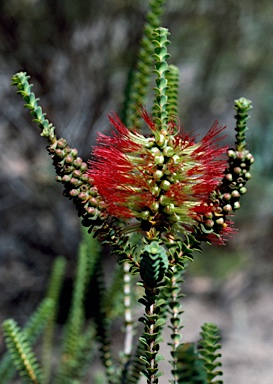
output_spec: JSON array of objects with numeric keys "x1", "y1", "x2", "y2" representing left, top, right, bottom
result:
[
  {"x1": 152, "y1": 27, "x2": 170, "y2": 133},
  {"x1": 123, "y1": 0, "x2": 167, "y2": 128},
  {"x1": 233, "y1": 97, "x2": 252, "y2": 151},
  {"x1": 138, "y1": 241, "x2": 168, "y2": 383},
  {"x1": 123, "y1": 261, "x2": 134, "y2": 359},
  {"x1": 93, "y1": 258, "x2": 118, "y2": 384},
  {"x1": 166, "y1": 65, "x2": 179, "y2": 118},
  {"x1": 167, "y1": 266, "x2": 184, "y2": 384},
  {"x1": 140, "y1": 286, "x2": 163, "y2": 384}
]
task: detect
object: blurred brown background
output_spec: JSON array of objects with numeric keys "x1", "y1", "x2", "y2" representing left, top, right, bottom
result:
[{"x1": 0, "y1": 1, "x2": 273, "y2": 382}]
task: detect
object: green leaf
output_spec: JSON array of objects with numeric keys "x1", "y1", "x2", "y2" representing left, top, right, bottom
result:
[{"x1": 2, "y1": 319, "x2": 43, "y2": 384}]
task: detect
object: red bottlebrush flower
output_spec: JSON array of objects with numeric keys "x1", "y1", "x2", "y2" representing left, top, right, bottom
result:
[{"x1": 88, "y1": 109, "x2": 231, "y2": 240}]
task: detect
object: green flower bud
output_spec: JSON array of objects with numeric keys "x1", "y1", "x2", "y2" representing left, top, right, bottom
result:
[
  {"x1": 63, "y1": 147, "x2": 71, "y2": 156},
  {"x1": 233, "y1": 201, "x2": 240, "y2": 210},
  {"x1": 223, "y1": 204, "x2": 232, "y2": 212},
  {"x1": 89, "y1": 197, "x2": 98, "y2": 206},
  {"x1": 81, "y1": 173, "x2": 89, "y2": 182},
  {"x1": 223, "y1": 193, "x2": 231, "y2": 201},
  {"x1": 245, "y1": 153, "x2": 255, "y2": 164},
  {"x1": 74, "y1": 157, "x2": 83, "y2": 168},
  {"x1": 171, "y1": 154, "x2": 180, "y2": 165},
  {"x1": 69, "y1": 189, "x2": 79, "y2": 197},
  {"x1": 163, "y1": 203, "x2": 174, "y2": 214},
  {"x1": 154, "y1": 170, "x2": 164, "y2": 180},
  {"x1": 239, "y1": 187, "x2": 247, "y2": 194},
  {"x1": 70, "y1": 177, "x2": 80, "y2": 186},
  {"x1": 227, "y1": 149, "x2": 236, "y2": 158},
  {"x1": 151, "y1": 147, "x2": 161, "y2": 155},
  {"x1": 155, "y1": 154, "x2": 164, "y2": 165},
  {"x1": 156, "y1": 133, "x2": 165, "y2": 147},
  {"x1": 244, "y1": 172, "x2": 252, "y2": 180},
  {"x1": 86, "y1": 207, "x2": 96, "y2": 215},
  {"x1": 236, "y1": 152, "x2": 245, "y2": 160},
  {"x1": 233, "y1": 167, "x2": 241, "y2": 174},
  {"x1": 65, "y1": 155, "x2": 74, "y2": 164},
  {"x1": 57, "y1": 138, "x2": 67, "y2": 149},
  {"x1": 216, "y1": 217, "x2": 224, "y2": 225},
  {"x1": 80, "y1": 162, "x2": 88, "y2": 172},
  {"x1": 62, "y1": 175, "x2": 71, "y2": 183},
  {"x1": 98, "y1": 201, "x2": 107, "y2": 209},
  {"x1": 204, "y1": 219, "x2": 214, "y2": 228},
  {"x1": 151, "y1": 185, "x2": 160, "y2": 196},
  {"x1": 89, "y1": 187, "x2": 98, "y2": 197},
  {"x1": 160, "y1": 180, "x2": 171, "y2": 190},
  {"x1": 78, "y1": 192, "x2": 88, "y2": 200},
  {"x1": 55, "y1": 149, "x2": 64, "y2": 157},
  {"x1": 225, "y1": 173, "x2": 233, "y2": 181},
  {"x1": 71, "y1": 148, "x2": 78, "y2": 157},
  {"x1": 231, "y1": 190, "x2": 240, "y2": 198},
  {"x1": 72, "y1": 170, "x2": 82, "y2": 179},
  {"x1": 151, "y1": 202, "x2": 159, "y2": 212},
  {"x1": 163, "y1": 146, "x2": 174, "y2": 157}
]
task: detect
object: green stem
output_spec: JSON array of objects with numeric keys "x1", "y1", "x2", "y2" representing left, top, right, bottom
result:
[
  {"x1": 198, "y1": 323, "x2": 223, "y2": 383},
  {"x1": 93, "y1": 258, "x2": 119, "y2": 384},
  {"x1": 2, "y1": 319, "x2": 43, "y2": 384},
  {"x1": 137, "y1": 241, "x2": 169, "y2": 383},
  {"x1": 123, "y1": 261, "x2": 134, "y2": 360},
  {"x1": 123, "y1": 0, "x2": 167, "y2": 129},
  {"x1": 0, "y1": 298, "x2": 53, "y2": 384},
  {"x1": 233, "y1": 97, "x2": 252, "y2": 151},
  {"x1": 166, "y1": 65, "x2": 179, "y2": 118},
  {"x1": 167, "y1": 266, "x2": 184, "y2": 384},
  {"x1": 11, "y1": 72, "x2": 56, "y2": 143},
  {"x1": 42, "y1": 257, "x2": 66, "y2": 384},
  {"x1": 152, "y1": 27, "x2": 170, "y2": 134},
  {"x1": 139, "y1": 286, "x2": 164, "y2": 384}
]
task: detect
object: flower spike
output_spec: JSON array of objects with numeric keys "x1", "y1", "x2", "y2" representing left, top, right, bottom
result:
[{"x1": 88, "y1": 110, "x2": 228, "y2": 243}]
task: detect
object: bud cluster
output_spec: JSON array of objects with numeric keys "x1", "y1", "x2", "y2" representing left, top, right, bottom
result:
[
  {"x1": 200, "y1": 147, "x2": 255, "y2": 242},
  {"x1": 47, "y1": 138, "x2": 108, "y2": 230},
  {"x1": 223, "y1": 148, "x2": 254, "y2": 207},
  {"x1": 197, "y1": 97, "x2": 254, "y2": 243}
]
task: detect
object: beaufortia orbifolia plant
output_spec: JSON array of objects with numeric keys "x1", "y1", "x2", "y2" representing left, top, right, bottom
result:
[{"x1": 2, "y1": 0, "x2": 254, "y2": 383}]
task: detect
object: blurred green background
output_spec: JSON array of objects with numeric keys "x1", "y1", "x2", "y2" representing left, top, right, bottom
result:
[{"x1": 0, "y1": 2, "x2": 273, "y2": 380}]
